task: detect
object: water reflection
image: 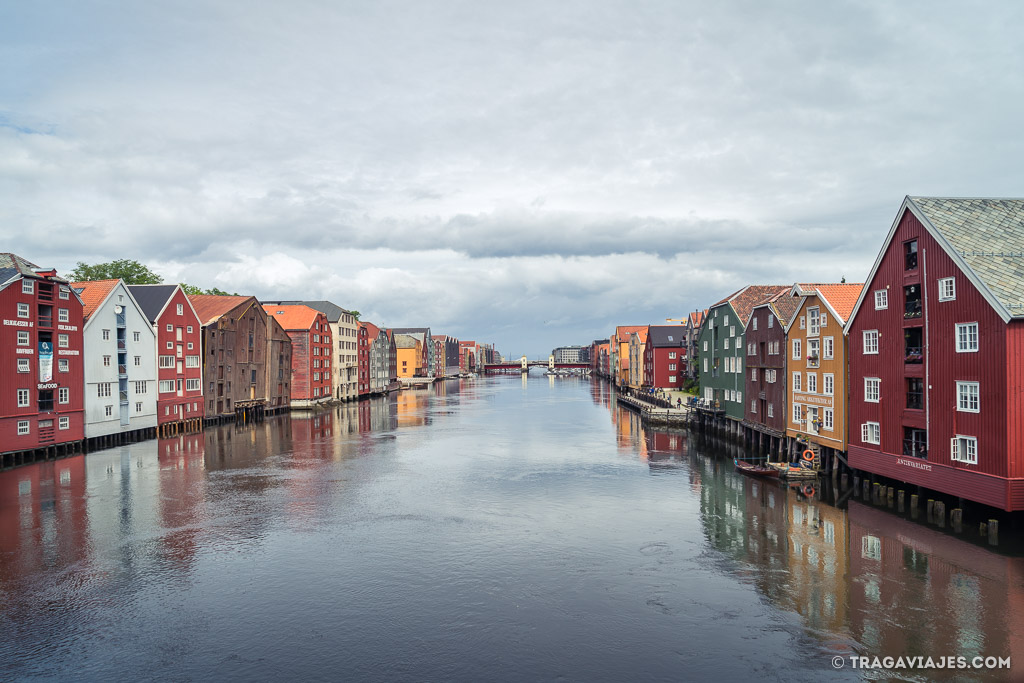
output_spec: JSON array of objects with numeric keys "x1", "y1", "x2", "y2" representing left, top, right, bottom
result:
[{"x1": 0, "y1": 379, "x2": 1021, "y2": 681}]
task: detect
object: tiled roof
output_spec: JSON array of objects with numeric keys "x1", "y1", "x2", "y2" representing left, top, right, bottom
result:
[
  {"x1": 614, "y1": 325, "x2": 647, "y2": 343},
  {"x1": 395, "y1": 333, "x2": 419, "y2": 349},
  {"x1": 362, "y1": 320, "x2": 381, "y2": 341},
  {"x1": 127, "y1": 284, "x2": 179, "y2": 322},
  {"x1": 631, "y1": 328, "x2": 649, "y2": 344},
  {"x1": 688, "y1": 310, "x2": 706, "y2": 328},
  {"x1": 262, "y1": 304, "x2": 321, "y2": 331},
  {"x1": 729, "y1": 285, "x2": 791, "y2": 326},
  {"x1": 647, "y1": 325, "x2": 685, "y2": 347},
  {"x1": 70, "y1": 279, "x2": 119, "y2": 319},
  {"x1": 0, "y1": 253, "x2": 41, "y2": 286},
  {"x1": 265, "y1": 300, "x2": 353, "y2": 323},
  {"x1": 187, "y1": 294, "x2": 253, "y2": 325},
  {"x1": 910, "y1": 197, "x2": 1024, "y2": 316},
  {"x1": 769, "y1": 293, "x2": 802, "y2": 327}
]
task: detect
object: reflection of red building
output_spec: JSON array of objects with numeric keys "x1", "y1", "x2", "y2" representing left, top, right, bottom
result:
[
  {"x1": 156, "y1": 432, "x2": 207, "y2": 570},
  {"x1": 0, "y1": 254, "x2": 85, "y2": 460},
  {"x1": 848, "y1": 499, "x2": 1024, "y2": 665}
]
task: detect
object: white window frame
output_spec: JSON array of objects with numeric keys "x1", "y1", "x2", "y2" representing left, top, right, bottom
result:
[
  {"x1": 17, "y1": 358, "x2": 30, "y2": 373},
  {"x1": 792, "y1": 372, "x2": 802, "y2": 392},
  {"x1": 58, "y1": 416, "x2": 69, "y2": 430},
  {"x1": 59, "y1": 387, "x2": 69, "y2": 404},
  {"x1": 767, "y1": 403, "x2": 773, "y2": 417},
  {"x1": 16, "y1": 302, "x2": 29, "y2": 318},
  {"x1": 752, "y1": 317, "x2": 758, "y2": 331},
  {"x1": 823, "y1": 336, "x2": 834, "y2": 360},
  {"x1": 956, "y1": 381, "x2": 980, "y2": 413},
  {"x1": 864, "y1": 377, "x2": 880, "y2": 403},
  {"x1": 874, "y1": 290, "x2": 888, "y2": 310},
  {"x1": 807, "y1": 373, "x2": 817, "y2": 394},
  {"x1": 751, "y1": 368, "x2": 757, "y2": 381},
  {"x1": 939, "y1": 277, "x2": 956, "y2": 302},
  {"x1": 58, "y1": 308, "x2": 69, "y2": 323},
  {"x1": 823, "y1": 373, "x2": 834, "y2": 396},
  {"x1": 58, "y1": 334, "x2": 69, "y2": 348},
  {"x1": 823, "y1": 408, "x2": 834, "y2": 431},
  {"x1": 177, "y1": 304, "x2": 184, "y2": 315},
  {"x1": 17, "y1": 389, "x2": 30, "y2": 407},
  {"x1": 793, "y1": 403, "x2": 802, "y2": 424},
  {"x1": 22, "y1": 279, "x2": 34, "y2": 294},
  {"x1": 807, "y1": 307, "x2": 820, "y2": 336},
  {"x1": 955, "y1": 323, "x2": 978, "y2": 353},
  {"x1": 17, "y1": 420, "x2": 30, "y2": 435},
  {"x1": 861, "y1": 422, "x2": 880, "y2": 444},
  {"x1": 863, "y1": 330, "x2": 879, "y2": 354},
  {"x1": 792, "y1": 339, "x2": 802, "y2": 360},
  {"x1": 750, "y1": 400, "x2": 757, "y2": 414},
  {"x1": 17, "y1": 331, "x2": 29, "y2": 346},
  {"x1": 951, "y1": 435, "x2": 978, "y2": 464}
]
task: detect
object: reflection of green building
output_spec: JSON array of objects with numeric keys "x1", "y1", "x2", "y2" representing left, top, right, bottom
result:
[{"x1": 696, "y1": 285, "x2": 788, "y2": 422}]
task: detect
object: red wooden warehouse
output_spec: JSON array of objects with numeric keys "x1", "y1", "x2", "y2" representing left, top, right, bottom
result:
[
  {"x1": 128, "y1": 284, "x2": 204, "y2": 434},
  {"x1": 263, "y1": 304, "x2": 332, "y2": 408},
  {"x1": 0, "y1": 254, "x2": 86, "y2": 464},
  {"x1": 845, "y1": 196, "x2": 1024, "y2": 511},
  {"x1": 642, "y1": 326, "x2": 687, "y2": 389},
  {"x1": 742, "y1": 291, "x2": 800, "y2": 446}
]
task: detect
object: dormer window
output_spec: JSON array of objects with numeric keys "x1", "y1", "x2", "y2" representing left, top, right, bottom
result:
[{"x1": 905, "y1": 239, "x2": 918, "y2": 270}]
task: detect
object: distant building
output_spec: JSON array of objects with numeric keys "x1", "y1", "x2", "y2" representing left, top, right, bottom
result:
[
  {"x1": 264, "y1": 301, "x2": 358, "y2": 402},
  {"x1": 395, "y1": 333, "x2": 421, "y2": 378},
  {"x1": 552, "y1": 345, "x2": 585, "y2": 363},
  {"x1": 643, "y1": 325, "x2": 686, "y2": 390},
  {"x1": 263, "y1": 304, "x2": 333, "y2": 408},
  {"x1": 390, "y1": 328, "x2": 434, "y2": 376}
]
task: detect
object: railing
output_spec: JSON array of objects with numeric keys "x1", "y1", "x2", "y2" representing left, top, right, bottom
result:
[
  {"x1": 904, "y1": 300, "x2": 922, "y2": 318},
  {"x1": 117, "y1": 339, "x2": 127, "y2": 350},
  {"x1": 902, "y1": 439, "x2": 927, "y2": 459},
  {"x1": 904, "y1": 346, "x2": 923, "y2": 364},
  {"x1": 116, "y1": 312, "x2": 126, "y2": 328},
  {"x1": 118, "y1": 364, "x2": 127, "y2": 376}
]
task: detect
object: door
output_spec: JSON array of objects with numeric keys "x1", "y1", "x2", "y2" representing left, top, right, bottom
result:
[{"x1": 807, "y1": 406, "x2": 819, "y2": 434}]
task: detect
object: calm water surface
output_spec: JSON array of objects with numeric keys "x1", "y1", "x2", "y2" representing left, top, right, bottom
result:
[{"x1": 1, "y1": 376, "x2": 1021, "y2": 681}]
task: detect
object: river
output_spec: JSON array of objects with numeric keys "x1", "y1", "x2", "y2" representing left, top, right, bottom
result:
[{"x1": 1, "y1": 376, "x2": 1020, "y2": 681}]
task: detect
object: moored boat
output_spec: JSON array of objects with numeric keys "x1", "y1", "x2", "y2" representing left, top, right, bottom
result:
[{"x1": 734, "y1": 459, "x2": 781, "y2": 479}]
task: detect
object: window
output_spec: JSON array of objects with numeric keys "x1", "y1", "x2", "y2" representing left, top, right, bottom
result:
[
  {"x1": 668, "y1": 363, "x2": 677, "y2": 371},
  {"x1": 186, "y1": 378, "x2": 201, "y2": 391},
  {"x1": 103, "y1": 355, "x2": 111, "y2": 367},
  {"x1": 823, "y1": 373, "x2": 834, "y2": 396},
  {"x1": 159, "y1": 380, "x2": 175, "y2": 393},
  {"x1": 105, "y1": 405, "x2": 113, "y2": 417},
  {"x1": 799, "y1": 315, "x2": 805, "y2": 329},
  {"x1": 59, "y1": 286, "x2": 69, "y2": 299},
  {"x1": 668, "y1": 376, "x2": 677, "y2": 383},
  {"x1": 668, "y1": 352, "x2": 676, "y2": 359},
  {"x1": 58, "y1": 308, "x2": 69, "y2": 322},
  {"x1": 807, "y1": 373, "x2": 817, "y2": 393},
  {"x1": 136, "y1": 402, "x2": 143, "y2": 413},
  {"x1": 58, "y1": 359, "x2": 68, "y2": 372},
  {"x1": 863, "y1": 330, "x2": 879, "y2": 354},
  {"x1": 951, "y1": 435, "x2": 978, "y2": 464},
  {"x1": 751, "y1": 368, "x2": 757, "y2": 381},
  {"x1": 58, "y1": 416, "x2": 69, "y2": 430},
  {"x1": 59, "y1": 387, "x2": 69, "y2": 404},
  {"x1": 955, "y1": 323, "x2": 978, "y2": 352},
  {"x1": 167, "y1": 341, "x2": 173, "y2": 349},
  {"x1": 862, "y1": 422, "x2": 881, "y2": 444},
  {"x1": 187, "y1": 325, "x2": 193, "y2": 333},
  {"x1": 102, "y1": 329, "x2": 110, "y2": 340},
  {"x1": 792, "y1": 339, "x2": 802, "y2": 360},
  {"x1": 17, "y1": 420, "x2": 30, "y2": 435},
  {"x1": 752, "y1": 317, "x2": 758, "y2": 331},
  {"x1": 97, "y1": 383, "x2": 111, "y2": 398},
  {"x1": 730, "y1": 326, "x2": 735, "y2": 337},
  {"x1": 957, "y1": 381, "x2": 980, "y2": 412},
  {"x1": 703, "y1": 358, "x2": 708, "y2": 373},
  {"x1": 792, "y1": 372, "x2": 802, "y2": 392},
  {"x1": 17, "y1": 331, "x2": 29, "y2": 345},
  {"x1": 134, "y1": 355, "x2": 141, "y2": 366},
  {"x1": 133, "y1": 331, "x2": 141, "y2": 342},
  {"x1": 905, "y1": 239, "x2": 918, "y2": 270},
  {"x1": 703, "y1": 340, "x2": 707, "y2": 352},
  {"x1": 767, "y1": 403, "x2": 773, "y2": 417},
  {"x1": 865, "y1": 378, "x2": 880, "y2": 402},
  {"x1": 17, "y1": 302, "x2": 29, "y2": 318},
  {"x1": 177, "y1": 304, "x2": 184, "y2": 315},
  {"x1": 874, "y1": 290, "x2": 888, "y2": 310},
  {"x1": 724, "y1": 339, "x2": 730, "y2": 350},
  {"x1": 166, "y1": 324, "x2": 173, "y2": 332},
  {"x1": 135, "y1": 381, "x2": 147, "y2": 394},
  {"x1": 823, "y1": 337, "x2": 834, "y2": 360},
  {"x1": 187, "y1": 342, "x2": 193, "y2": 350},
  {"x1": 823, "y1": 408, "x2": 834, "y2": 431},
  {"x1": 17, "y1": 389, "x2": 30, "y2": 407},
  {"x1": 22, "y1": 279, "x2": 34, "y2": 294},
  {"x1": 751, "y1": 400, "x2": 757, "y2": 413},
  {"x1": 58, "y1": 334, "x2": 69, "y2": 348},
  {"x1": 724, "y1": 315, "x2": 729, "y2": 326},
  {"x1": 159, "y1": 355, "x2": 175, "y2": 368},
  {"x1": 807, "y1": 307, "x2": 820, "y2": 336},
  {"x1": 186, "y1": 355, "x2": 200, "y2": 367},
  {"x1": 793, "y1": 404, "x2": 802, "y2": 424},
  {"x1": 17, "y1": 358, "x2": 29, "y2": 373}
]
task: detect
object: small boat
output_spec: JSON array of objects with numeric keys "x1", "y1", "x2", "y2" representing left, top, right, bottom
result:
[{"x1": 734, "y1": 459, "x2": 781, "y2": 479}]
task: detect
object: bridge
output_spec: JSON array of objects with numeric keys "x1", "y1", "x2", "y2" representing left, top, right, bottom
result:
[{"x1": 483, "y1": 355, "x2": 591, "y2": 375}]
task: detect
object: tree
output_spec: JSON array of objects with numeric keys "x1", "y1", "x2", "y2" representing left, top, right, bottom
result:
[
  {"x1": 349, "y1": 310, "x2": 361, "y2": 320},
  {"x1": 179, "y1": 284, "x2": 240, "y2": 296},
  {"x1": 68, "y1": 259, "x2": 162, "y2": 284}
]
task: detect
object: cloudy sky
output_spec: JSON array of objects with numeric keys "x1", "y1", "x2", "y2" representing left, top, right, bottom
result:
[{"x1": 2, "y1": 1, "x2": 1022, "y2": 357}]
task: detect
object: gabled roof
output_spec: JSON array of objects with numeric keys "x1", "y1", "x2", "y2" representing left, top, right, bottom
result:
[
  {"x1": 126, "y1": 284, "x2": 182, "y2": 323},
  {"x1": 629, "y1": 328, "x2": 649, "y2": 345},
  {"x1": 848, "y1": 196, "x2": 1024, "y2": 326},
  {"x1": 790, "y1": 283, "x2": 864, "y2": 325},
  {"x1": 614, "y1": 325, "x2": 647, "y2": 343},
  {"x1": 0, "y1": 253, "x2": 41, "y2": 286},
  {"x1": 362, "y1": 321, "x2": 381, "y2": 341},
  {"x1": 187, "y1": 294, "x2": 254, "y2": 325},
  {"x1": 647, "y1": 325, "x2": 685, "y2": 347},
  {"x1": 263, "y1": 304, "x2": 322, "y2": 331},
  {"x1": 70, "y1": 279, "x2": 120, "y2": 319},
  {"x1": 688, "y1": 310, "x2": 707, "y2": 328},
  {"x1": 711, "y1": 285, "x2": 791, "y2": 327},
  {"x1": 264, "y1": 300, "x2": 353, "y2": 323},
  {"x1": 395, "y1": 333, "x2": 419, "y2": 349}
]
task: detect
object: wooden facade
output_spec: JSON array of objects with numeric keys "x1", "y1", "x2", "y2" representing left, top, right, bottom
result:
[
  {"x1": 263, "y1": 305, "x2": 332, "y2": 408},
  {"x1": 189, "y1": 295, "x2": 270, "y2": 421},
  {"x1": 846, "y1": 197, "x2": 1024, "y2": 510},
  {"x1": 742, "y1": 296, "x2": 797, "y2": 438},
  {"x1": 785, "y1": 284, "x2": 863, "y2": 458},
  {"x1": 643, "y1": 325, "x2": 686, "y2": 390},
  {"x1": 266, "y1": 316, "x2": 291, "y2": 412}
]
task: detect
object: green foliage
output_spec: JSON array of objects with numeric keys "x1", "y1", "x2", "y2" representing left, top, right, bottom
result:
[
  {"x1": 179, "y1": 283, "x2": 239, "y2": 296},
  {"x1": 349, "y1": 310, "x2": 361, "y2": 320},
  {"x1": 68, "y1": 259, "x2": 162, "y2": 284}
]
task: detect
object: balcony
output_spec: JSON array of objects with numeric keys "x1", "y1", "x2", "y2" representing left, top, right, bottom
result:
[
  {"x1": 806, "y1": 354, "x2": 820, "y2": 369},
  {"x1": 118, "y1": 364, "x2": 127, "y2": 377},
  {"x1": 904, "y1": 346, "x2": 923, "y2": 364},
  {"x1": 904, "y1": 299, "x2": 922, "y2": 319}
]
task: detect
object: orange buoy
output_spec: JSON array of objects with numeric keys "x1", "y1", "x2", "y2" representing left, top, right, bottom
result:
[
  {"x1": 802, "y1": 449, "x2": 816, "y2": 462},
  {"x1": 802, "y1": 484, "x2": 816, "y2": 497}
]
